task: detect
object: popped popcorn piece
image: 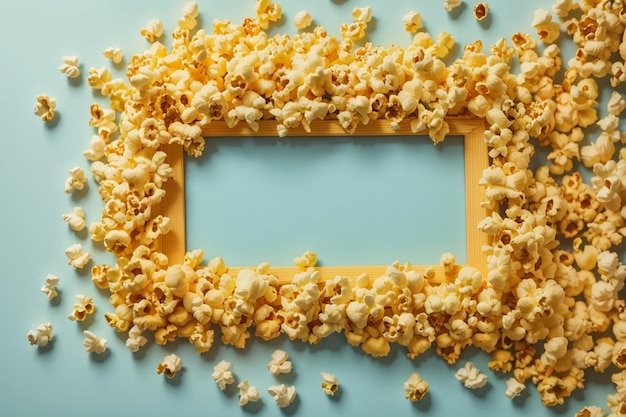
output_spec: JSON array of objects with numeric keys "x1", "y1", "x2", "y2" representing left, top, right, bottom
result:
[
  {"x1": 294, "y1": 250, "x2": 317, "y2": 269},
  {"x1": 321, "y1": 371, "x2": 338, "y2": 396},
  {"x1": 505, "y1": 377, "x2": 526, "y2": 399},
  {"x1": 33, "y1": 94, "x2": 55, "y2": 122},
  {"x1": 351, "y1": 6, "x2": 372, "y2": 24},
  {"x1": 68, "y1": 294, "x2": 95, "y2": 321},
  {"x1": 125, "y1": 325, "x2": 148, "y2": 352},
  {"x1": 102, "y1": 47, "x2": 123, "y2": 64},
  {"x1": 444, "y1": 0, "x2": 463, "y2": 12},
  {"x1": 178, "y1": 1, "x2": 199, "y2": 30},
  {"x1": 212, "y1": 360, "x2": 235, "y2": 390},
  {"x1": 237, "y1": 380, "x2": 260, "y2": 406},
  {"x1": 65, "y1": 243, "x2": 90, "y2": 269},
  {"x1": 473, "y1": 2, "x2": 489, "y2": 21},
  {"x1": 404, "y1": 372, "x2": 429, "y2": 401},
  {"x1": 256, "y1": 0, "x2": 282, "y2": 30},
  {"x1": 40, "y1": 274, "x2": 59, "y2": 300},
  {"x1": 575, "y1": 406, "x2": 606, "y2": 417},
  {"x1": 532, "y1": 9, "x2": 561, "y2": 44},
  {"x1": 62, "y1": 207, "x2": 86, "y2": 231},
  {"x1": 267, "y1": 384, "x2": 296, "y2": 408},
  {"x1": 402, "y1": 11, "x2": 422, "y2": 33},
  {"x1": 267, "y1": 349, "x2": 292, "y2": 375},
  {"x1": 293, "y1": 11, "x2": 312, "y2": 30},
  {"x1": 86, "y1": 66, "x2": 111, "y2": 90},
  {"x1": 455, "y1": 361, "x2": 488, "y2": 389},
  {"x1": 27, "y1": 322, "x2": 53, "y2": 347},
  {"x1": 83, "y1": 330, "x2": 107, "y2": 354},
  {"x1": 140, "y1": 19, "x2": 163, "y2": 42},
  {"x1": 157, "y1": 353, "x2": 182, "y2": 379},
  {"x1": 64, "y1": 167, "x2": 87, "y2": 194},
  {"x1": 58, "y1": 55, "x2": 80, "y2": 78}
]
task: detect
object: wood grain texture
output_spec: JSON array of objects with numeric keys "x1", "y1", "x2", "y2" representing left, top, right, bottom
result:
[{"x1": 161, "y1": 118, "x2": 490, "y2": 284}]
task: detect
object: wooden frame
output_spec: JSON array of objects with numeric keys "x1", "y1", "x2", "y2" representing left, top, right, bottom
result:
[{"x1": 157, "y1": 117, "x2": 490, "y2": 285}]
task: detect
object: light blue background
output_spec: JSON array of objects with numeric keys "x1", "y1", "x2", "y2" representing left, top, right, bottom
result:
[{"x1": 0, "y1": 1, "x2": 620, "y2": 416}]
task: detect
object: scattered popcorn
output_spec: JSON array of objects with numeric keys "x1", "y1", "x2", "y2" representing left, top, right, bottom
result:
[
  {"x1": 532, "y1": 8, "x2": 560, "y2": 44},
  {"x1": 237, "y1": 380, "x2": 260, "y2": 406},
  {"x1": 444, "y1": 0, "x2": 463, "y2": 12},
  {"x1": 83, "y1": 330, "x2": 107, "y2": 354},
  {"x1": 58, "y1": 55, "x2": 80, "y2": 78},
  {"x1": 267, "y1": 349, "x2": 292, "y2": 375},
  {"x1": 321, "y1": 372, "x2": 338, "y2": 396},
  {"x1": 102, "y1": 47, "x2": 123, "y2": 64},
  {"x1": 293, "y1": 11, "x2": 312, "y2": 30},
  {"x1": 40, "y1": 274, "x2": 59, "y2": 300},
  {"x1": 68, "y1": 294, "x2": 95, "y2": 321},
  {"x1": 575, "y1": 405, "x2": 606, "y2": 417},
  {"x1": 27, "y1": 323, "x2": 53, "y2": 348},
  {"x1": 177, "y1": 1, "x2": 199, "y2": 30},
  {"x1": 125, "y1": 325, "x2": 148, "y2": 352},
  {"x1": 351, "y1": 6, "x2": 372, "y2": 24},
  {"x1": 455, "y1": 361, "x2": 488, "y2": 389},
  {"x1": 294, "y1": 250, "x2": 317, "y2": 269},
  {"x1": 212, "y1": 360, "x2": 235, "y2": 390},
  {"x1": 64, "y1": 167, "x2": 87, "y2": 194},
  {"x1": 140, "y1": 19, "x2": 163, "y2": 42},
  {"x1": 473, "y1": 2, "x2": 489, "y2": 21},
  {"x1": 157, "y1": 353, "x2": 182, "y2": 379},
  {"x1": 62, "y1": 207, "x2": 86, "y2": 231},
  {"x1": 65, "y1": 243, "x2": 90, "y2": 269},
  {"x1": 402, "y1": 11, "x2": 422, "y2": 33},
  {"x1": 267, "y1": 384, "x2": 296, "y2": 408},
  {"x1": 404, "y1": 373, "x2": 429, "y2": 402},
  {"x1": 505, "y1": 378, "x2": 526, "y2": 399},
  {"x1": 33, "y1": 94, "x2": 55, "y2": 122},
  {"x1": 86, "y1": 66, "x2": 111, "y2": 90}
]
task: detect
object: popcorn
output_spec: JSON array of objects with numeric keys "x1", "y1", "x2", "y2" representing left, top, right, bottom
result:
[
  {"x1": 294, "y1": 250, "x2": 317, "y2": 269},
  {"x1": 237, "y1": 380, "x2": 260, "y2": 406},
  {"x1": 34, "y1": 94, "x2": 56, "y2": 122},
  {"x1": 140, "y1": 19, "x2": 163, "y2": 42},
  {"x1": 178, "y1": 2, "x2": 199, "y2": 30},
  {"x1": 267, "y1": 384, "x2": 296, "y2": 408},
  {"x1": 455, "y1": 361, "x2": 488, "y2": 389},
  {"x1": 157, "y1": 353, "x2": 182, "y2": 379},
  {"x1": 40, "y1": 274, "x2": 59, "y2": 300},
  {"x1": 102, "y1": 47, "x2": 123, "y2": 64},
  {"x1": 83, "y1": 330, "x2": 107, "y2": 354},
  {"x1": 86, "y1": 66, "x2": 111, "y2": 90},
  {"x1": 58, "y1": 55, "x2": 80, "y2": 78},
  {"x1": 444, "y1": 0, "x2": 462, "y2": 12},
  {"x1": 27, "y1": 322, "x2": 53, "y2": 347},
  {"x1": 352, "y1": 7, "x2": 372, "y2": 24},
  {"x1": 404, "y1": 372, "x2": 429, "y2": 401},
  {"x1": 505, "y1": 377, "x2": 526, "y2": 399},
  {"x1": 125, "y1": 325, "x2": 148, "y2": 352},
  {"x1": 68, "y1": 294, "x2": 95, "y2": 321},
  {"x1": 473, "y1": 2, "x2": 489, "y2": 21},
  {"x1": 402, "y1": 11, "x2": 422, "y2": 33},
  {"x1": 532, "y1": 9, "x2": 561, "y2": 44},
  {"x1": 65, "y1": 243, "x2": 90, "y2": 269},
  {"x1": 267, "y1": 349, "x2": 292, "y2": 375},
  {"x1": 321, "y1": 372, "x2": 338, "y2": 396},
  {"x1": 212, "y1": 360, "x2": 235, "y2": 390},
  {"x1": 293, "y1": 11, "x2": 312, "y2": 30},
  {"x1": 64, "y1": 167, "x2": 87, "y2": 194},
  {"x1": 62, "y1": 207, "x2": 86, "y2": 232}
]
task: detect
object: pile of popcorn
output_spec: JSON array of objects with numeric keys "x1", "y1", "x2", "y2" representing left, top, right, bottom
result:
[{"x1": 31, "y1": 0, "x2": 626, "y2": 413}]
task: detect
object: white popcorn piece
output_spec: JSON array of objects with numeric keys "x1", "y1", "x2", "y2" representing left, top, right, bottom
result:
[
  {"x1": 62, "y1": 207, "x2": 86, "y2": 232},
  {"x1": 64, "y1": 166, "x2": 87, "y2": 194},
  {"x1": 65, "y1": 243, "x2": 90, "y2": 269},
  {"x1": 34, "y1": 94, "x2": 56, "y2": 122},
  {"x1": 351, "y1": 6, "x2": 372, "y2": 24},
  {"x1": 212, "y1": 360, "x2": 235, "y2": 390},
  {"x1": 178, "y1": 1, "x2": 199, "y2": 30},
  {"x1": 294, "y1": 250, "x2": 317, "y2": 269},
  {"x1": 237, "y1": 380, "x2": 260, "y2": 406},
  {"x1": 40, "y1": 274, "x2": 59, "y2": 300},
  {"x1": 575, "y1": 406, "x2": 606, "y2": 417},
  {"x1": 58, "y1": 55, "x2": 80, "y2": 78},
  {"x1": 83, "y1": 330, "x2": 107, "y2": 354},
  {"x1": 321, "y1": 372, "x2": 338, "y2": 396},
  {"x1": 267, "y1": 384, "x2": 296, "y2": 408},
  {"x1": 27, "y1": 322, "x2": 53, "y2": 347},
  {"x1": 267, "y1": 349, "x2": 292, "y2": 375},
  {"x1": 125, "y1": 325, "x2": 148, "y2": 352},
  {"x1": 402, "y1": 11, "x2": 422, "y2": 33},
  {"x1": 157, "y1": 353, "x2": 182, "y2": 379},
  {"x1": 102, "y1": 47, "x2": 123, "y2": 64},
  {"x1": 293, "y1": 11, "x2": 312, "y2": 30},
  {"x1": 141, "y1": 19, "x2": 163, "y2": 42},
  {"x1": 68, "y1": 294, "x2": 95, "y2": 321},
  {"x1": 404, "y1": 372, "x2": 429, "y2": 401},
  {"x1": 444, "y1": 0, "x2": 462, "y2": 12},
  {"x1": 504, "y1": 377, "x2": 526, "y2": 399},
  {"x1": 455, "y1": 361, "x2": 488, "y2": 389}
]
